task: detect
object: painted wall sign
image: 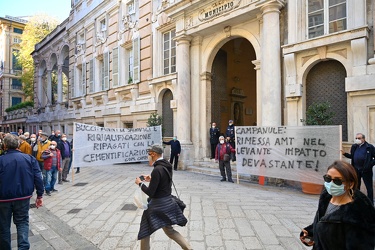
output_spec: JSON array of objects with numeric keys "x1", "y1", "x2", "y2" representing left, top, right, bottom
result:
[
  {"x1": 235, "y1": 126, "x2": 342, "y2": 184},
  {"x1": 72, "y1": 122, "x2": 162, "y2": 167},
  {"x1": 199, "y1": 0, "x2": 241, "y2": 21}
]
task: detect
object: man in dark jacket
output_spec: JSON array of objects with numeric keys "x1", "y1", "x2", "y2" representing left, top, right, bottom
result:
[
  {"x1": 57, "y1": 134, "x2": 72, "y2": 183},
  {"x1": 225, "y1": 120, "x2": 236, "y2": 161},
  {"x1": 209, "y1": 122, "x2": 220, "y2": 159},
  {"x1": 163, "y1": 136, "x2": 181, "y2": 171},
  {"x1": 342, "y1": 132, "x2": 375, "y2": 204},
  {"x1": 0, "y1": 134, "x2": 44, "y2": 249}
]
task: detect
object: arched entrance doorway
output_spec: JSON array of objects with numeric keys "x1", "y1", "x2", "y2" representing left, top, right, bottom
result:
[
  {"x1": 162, "y1": 89, "x2": 174, "y2": 137},
  {"x1": 211, "y1": 38, "x2": 257, "y2": 131},
  {"x1": 306, "y1": 60, "x2": 347, "y2": 141}
]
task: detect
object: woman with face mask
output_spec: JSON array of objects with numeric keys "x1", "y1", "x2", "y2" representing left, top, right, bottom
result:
[{"x1": 300, "y1": 160, "x2": 375, "y2": 249}]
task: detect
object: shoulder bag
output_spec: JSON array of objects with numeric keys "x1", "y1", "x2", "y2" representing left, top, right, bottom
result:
[{"x1": 162, "y1": 167, "x2": 186, "y2": 213}]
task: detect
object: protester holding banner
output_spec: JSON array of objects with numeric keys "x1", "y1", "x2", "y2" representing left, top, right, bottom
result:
[
  {"x1": 300, "y1": 160, "x2": 375, "y2": 249},
  {"x1": 135, "y1": 144, "x2": 191, "y2": 250},
  {"x1": 342, "y1": 133, "x2": 375, "y2": 204},
  {"x1": 163, "y1": 136, "x2": 181, "y2": 171},
  {"x1": 215, "y1": 136, "x2": 236, "y2": 183}
]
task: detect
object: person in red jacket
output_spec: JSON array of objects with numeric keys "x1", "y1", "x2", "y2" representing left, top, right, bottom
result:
[
  {"x1": 215, "y1": 136, "x2": 236, "y2": 183},
  {"x1": 41, "y1": 141, "x2": 62, "y2": 196}
]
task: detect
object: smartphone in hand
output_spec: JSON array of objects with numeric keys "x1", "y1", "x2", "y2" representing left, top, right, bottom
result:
[{"x1": 139, "y1": 175, "x2": 145, "y2": 181}]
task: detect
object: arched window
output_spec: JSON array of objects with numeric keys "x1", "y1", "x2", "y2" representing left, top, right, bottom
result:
[{"x1": 306, "y1": 60, "x2": 347, "y2": 141}]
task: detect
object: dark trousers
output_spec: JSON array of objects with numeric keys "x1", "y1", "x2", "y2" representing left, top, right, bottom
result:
[
  {"x1": 210, "y1": 144, "x2": 216, "y2": 159},
  {"x1": 170, "y1": 153, "x2": 179, "y2": 170},
  {"x1": 219, "y1": 160, "x2": 232, "y2": 180},
  {"x1": 0, "y1": 198, "x2": 30, "y2": 250},
  {"x1": 355, "y1": 168, "x2": 374, "y2": 204}
]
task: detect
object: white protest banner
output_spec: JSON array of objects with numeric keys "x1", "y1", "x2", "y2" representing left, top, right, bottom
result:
[
  {"x1": 72, "y1": 122, "x2": 162, "y2": 167},
  {"x1": 236, "y1": 126, "x2": 341, "y2": 184}
]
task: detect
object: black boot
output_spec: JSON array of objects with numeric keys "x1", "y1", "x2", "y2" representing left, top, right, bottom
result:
[{"x1": 220, "y1": 177, "x2": 226, "y2": 182}]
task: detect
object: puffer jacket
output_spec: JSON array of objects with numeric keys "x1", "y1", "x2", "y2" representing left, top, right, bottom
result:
[{"x1": 41, "y1": 149, "x2": 62, "y2": 171}]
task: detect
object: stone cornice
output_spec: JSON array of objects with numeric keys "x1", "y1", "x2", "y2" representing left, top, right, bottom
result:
[{"x1": 283, "y1": 26, "x2": 369, "y2": 55}]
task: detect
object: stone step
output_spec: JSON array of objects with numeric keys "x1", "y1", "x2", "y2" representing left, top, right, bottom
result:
[
  {"x1": 186, "y1": 162, "x2": 301, "y2": 189},
  {"x1": 186, "y1": 164, "x2": 253, "y2": 182}
]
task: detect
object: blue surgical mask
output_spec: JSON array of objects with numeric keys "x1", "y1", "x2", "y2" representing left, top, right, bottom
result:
[
  {"x1": 173, "y1": 137, "x2": 176, "y2": 141},
  {"x1": 324, "y1": 181, "x2": 345, "y2": 196}
]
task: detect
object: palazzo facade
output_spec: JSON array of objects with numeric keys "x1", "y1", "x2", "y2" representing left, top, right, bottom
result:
[{"x1": 25, "y1": 0, "x2": 375, "y2": 168}]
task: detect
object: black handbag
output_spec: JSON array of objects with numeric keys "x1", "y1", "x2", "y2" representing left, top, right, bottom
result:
[
  {"x1": 171, "y1": 195, "x2": 186, "y2": 212},
  {"x1": 162, "y1": 167, "x2": 186, "y2": 213}
]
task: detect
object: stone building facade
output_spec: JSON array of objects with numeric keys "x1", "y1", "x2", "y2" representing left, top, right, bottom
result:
[
  {"x1": 27, "y1": 0, "x2": 375, "y2": 168},
  {"x1": 0, "y1": 16, "x2": 27, "y2": 132}
]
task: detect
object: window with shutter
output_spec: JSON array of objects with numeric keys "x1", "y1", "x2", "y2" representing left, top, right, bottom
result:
[
  {"x1": 163, "y1": 29, "x2": 176, "y2": 75},
  {"x1": 104, "y1": 52, "x2": 109, "y2": 90},
  {"x1": 307, "y1": 0, "x2": 347, "y2": 39},
  {"x1": 89, "y1": 59, "x2": 94, "y2": 93},
  {"x1": 71, "y1": 67, "x2": 75, "y2": 98},
  {"x1": 82, "y1": 63, "x2": 86, "y2": 95}
]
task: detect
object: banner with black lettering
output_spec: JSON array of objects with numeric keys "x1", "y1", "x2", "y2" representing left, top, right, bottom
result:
[
  {"x1": 72, "y1": 122, "x2": 162, "y2": 167},
  {"x1": 236, "y1": 126, "x2": 341, "y2": 184}
]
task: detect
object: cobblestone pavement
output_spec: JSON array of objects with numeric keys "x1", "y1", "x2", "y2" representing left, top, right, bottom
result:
[{"x1": 11, "y1": 163, "x2": 320, "y2": 249}]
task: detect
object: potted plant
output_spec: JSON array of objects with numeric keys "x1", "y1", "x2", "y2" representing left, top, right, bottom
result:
[{"x1": 301, "y1": 101, "x2": 335, "y2": 194}]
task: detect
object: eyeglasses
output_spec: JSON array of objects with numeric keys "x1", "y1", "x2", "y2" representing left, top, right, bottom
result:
[
  {"x1": 323, "y1": 175, "x2": 344, "y2": 186},
  {"x1": 355, "y1": 137, "x2": 362, "y2": 140}
]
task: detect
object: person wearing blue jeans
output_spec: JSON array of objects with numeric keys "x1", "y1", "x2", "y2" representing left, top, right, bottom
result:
[
  {"x1": 0, "y1": 134, "x2": 44, "y2": 249},
  {"x1": 42, "y1": 141, "x2": 62, "y2": 196},
  {"x1": 0, "y1": 199, "x2": 30, "y2": 249},
  {"x1": 45, "y1": 166, "x2": 58, "y2": 195}
]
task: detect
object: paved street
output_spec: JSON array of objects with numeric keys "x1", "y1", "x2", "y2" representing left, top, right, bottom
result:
[{"x1": 11, "y1": 162, "x2": 320, "y2": 249}]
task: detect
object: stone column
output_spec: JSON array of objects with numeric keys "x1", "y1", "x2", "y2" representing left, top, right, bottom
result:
[
  {"x1": 57, "y1": 64, "x2": 63, "y2": 103},
  {"x1": 200, "y1": 71, "x2": 212, "y2": 159},
  {"x1": 37, "y1": 72, "x2": 43, "y2": 106},
  {"x1": 175, "y1": 35, "x2": 192, "y2": 144},
  {"x1": 260, "y1": 1, "x2": 284, "y2": 126},
  {"x1": 252, "y1": 59, "x2": 261, "y2": 125},
  {"x1": 175, "y1": 35, "x2": 193, "y2": 169},
  {"x1": 46, "y1": 70, "x2": 52, "y2": 105}
]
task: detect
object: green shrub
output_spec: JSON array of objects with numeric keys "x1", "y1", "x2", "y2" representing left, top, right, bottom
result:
[
  {"x1": 302, "y1": 101, "x2": 335, "y2": 125},
  {"x1": 147, "y1": 112, "x2": 162, "y2": 127},
  {"x1": 5, "y1": 101, "x2": 34, "y2": 113}
]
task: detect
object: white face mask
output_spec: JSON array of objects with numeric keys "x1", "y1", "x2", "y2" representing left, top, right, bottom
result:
[
  {"x1": 355, "y1": 139, "x2": 362, "y2": 145},
  {"x1": 50, "y1": 145, "x2": 56, "y2": 149},
  {"x1": 220, "y1": 140, "x2": 224, "y2": 144},
  {"x1": 62, "y1": 137, "x2": 67, "y2": 141},
  {"x1": 229, "y1": 123, "x2": 233, "y2": 126},
  {"x1": 30, "y1": 138, "x2": 36, "y2": 142},
  {"x1": 212, "y1": 125, "x2": 215, "y2": 128}
]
